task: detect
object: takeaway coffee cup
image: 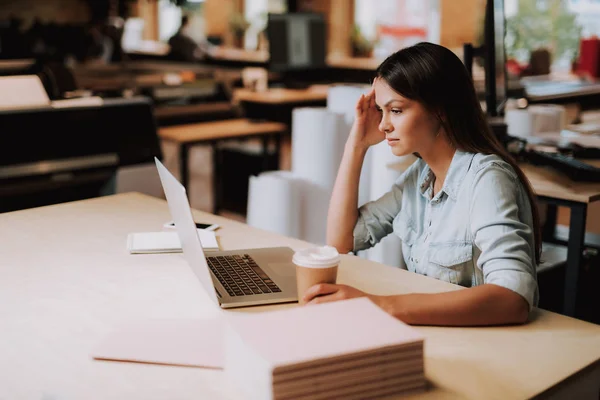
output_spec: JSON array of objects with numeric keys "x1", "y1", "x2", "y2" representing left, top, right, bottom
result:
[{"x1": 293, "y1": 246, "x2": 340, "y2": 305}]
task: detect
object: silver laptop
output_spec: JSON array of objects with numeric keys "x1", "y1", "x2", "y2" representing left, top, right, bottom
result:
[{"x1": 155, "y1": 157, "x2": 298, "y2": 308}]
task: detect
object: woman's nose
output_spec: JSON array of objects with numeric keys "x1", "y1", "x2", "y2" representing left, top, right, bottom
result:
[{"x1": 379, "y1": 117, "x2": 392, "y2": 133}]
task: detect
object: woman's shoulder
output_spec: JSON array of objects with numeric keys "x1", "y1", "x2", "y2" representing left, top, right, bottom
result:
[{"x1": 470, "y1": 153, "x2": 519, "y2": 180}]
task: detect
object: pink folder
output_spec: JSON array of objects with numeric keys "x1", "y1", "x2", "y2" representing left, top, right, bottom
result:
[{"x1": 91, "y1": 317, "x2": 224, "y2": 369}]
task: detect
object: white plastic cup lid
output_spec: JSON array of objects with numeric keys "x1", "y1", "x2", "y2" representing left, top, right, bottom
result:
[{"x1": 292, "y1": 246, "x2": 340, "y2": 268}]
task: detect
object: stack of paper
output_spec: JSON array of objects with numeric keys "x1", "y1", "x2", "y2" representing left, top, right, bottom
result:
[
  {"x1": 247, "y1": 171, "x2": 302, "y2": 238},
  {"x1": 291, "y1": 107, "x2": 346, "y2": 190},
  {"x1": 224, "y1": 297, "x2": 425, "y2": 400},
  {"x1": 127, "y1": 229, "x2": 219, "y2": 254}
]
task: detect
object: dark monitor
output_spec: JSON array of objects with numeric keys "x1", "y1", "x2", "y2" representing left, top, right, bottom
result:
[
  {"x1": 266, "y1": 12, "x2": 326, "y2": 73},
  {"x1": 462, "y1": 0, "x2": 509, "y2": 142},
  {"x1": 486, "y1": 0, "x2": 508, "y2": 117},
  {"x1": 463, "y1": 0, "x2": 508, "y2": 118}
]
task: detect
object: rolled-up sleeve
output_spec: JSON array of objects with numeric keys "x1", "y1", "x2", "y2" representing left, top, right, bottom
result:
[
  {"x1": 469, "y1": 165, "x2": 538, "y2": 309},
  {"x1": 353, "y1": 162, "x2": 418, "y2": 252}
]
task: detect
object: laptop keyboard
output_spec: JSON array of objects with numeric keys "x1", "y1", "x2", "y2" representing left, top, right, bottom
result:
[{"x1": 206, "y1": 254, "x2": 282, "y2": 297}]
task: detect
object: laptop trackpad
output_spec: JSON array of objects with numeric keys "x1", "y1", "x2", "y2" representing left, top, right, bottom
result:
[{"x1": 268, "y1": 262, "x2": 296, "y2": 277}]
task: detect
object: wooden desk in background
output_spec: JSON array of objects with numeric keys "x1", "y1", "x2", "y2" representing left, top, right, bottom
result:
[
  {"x1": 206, "y1": 49, "x2": 374, "y2": 71},
  {"x1": 326, "y1": 55, "x2": 380, "y2": 70},
  {"x1": 521, "y1": 160, "x2": 600, "y2": 317},
  {"x1": 232, "y1": 84, "x2": 329, "y2": 126},
  {"x1": 207, "y1": 51, "x2": 376, "y2": 71},
  {"x1": 1, "y1": 193, "x2": 599, "y2": 399},
  {"x1": 209, "y1": 47, "x2": 269, "y2": 64},
  {"x1": 123, "y1": 44, "x2": 268, "y2": 66},
  {"x1": 159, "y1": 118, "x2": 287, "y2": 214},
  {"x1": 233, "y1": 84, "x2": 329, "y2": 105},
  {"x1": 388, "y1": 155, "x2": 600, "y2": 318},
  {"x1": 153, "y1": 101, "x2": 239, "y2": 126}
]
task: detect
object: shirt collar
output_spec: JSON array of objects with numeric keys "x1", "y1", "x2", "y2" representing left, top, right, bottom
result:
[{"x1": 417, "y1": 150, "x2": 476, "y2": 201}]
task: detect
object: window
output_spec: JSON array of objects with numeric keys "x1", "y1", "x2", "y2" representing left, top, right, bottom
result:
[
  {"x1": 354, "y1": 0, "x2": 439, "y2": 58},
  {"x1": 244, "y1": 0, "x2": 286, "y2": 24},
  {"x1": 354, "y1": 0, "x2": 377, "y2": 42},
  {"x1": 506, "y1": 0, "x2": 598, "y2": 72},
  {"x1": 159, "y1": 0, "x2": 182, "y2": 42},
  {"x1": 244, "y1": 0, "x2": 286, "y2": 49}
]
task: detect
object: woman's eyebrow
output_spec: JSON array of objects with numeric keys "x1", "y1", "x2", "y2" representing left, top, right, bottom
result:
[{"x1": 384, "y1": 99, "x2": 406, "y2": 107}]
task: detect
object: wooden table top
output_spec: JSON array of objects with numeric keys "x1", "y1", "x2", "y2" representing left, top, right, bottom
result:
[
  {"x1": 1, "y1": 193, "x2": 600, "y2": 399},
  {"x1": 154, "y1": 101, "x2": 236, "y2": 119},
  {"x1": 520, "y1": 161, "x2": 600, "y2": 203},
  {"x1": 208, "y1": 48, "x2": 382, "y2": 69},
  {"x1": 158, "y1": 118, "x2": 287, "y2": 143},
  {"x1": 326, "y1": 55, "x2": 380, "y2": 70},
  {"x1": 209, "y1": 47, "x2": 269, "y2": 63},
  {"x1": 233, "y1": 85, "x2": 329, "y2": 105}
]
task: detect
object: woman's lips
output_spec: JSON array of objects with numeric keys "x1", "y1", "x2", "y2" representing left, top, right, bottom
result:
[{"x1": 386, "y1": 138, "x2": 400, "y2": 145}]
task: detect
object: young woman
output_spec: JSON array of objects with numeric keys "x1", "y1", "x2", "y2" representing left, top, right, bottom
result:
[{"x1": 303, "y1": 42, "x2": 540, "y2": 326}]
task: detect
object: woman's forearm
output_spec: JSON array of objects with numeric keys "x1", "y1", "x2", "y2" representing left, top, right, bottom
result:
[
  {"x1": 326, "y1": 142, "x2": 368, "y2": 253},
  {"x1": 376, "y1": 284, "x2": 530, "y2": 326}
]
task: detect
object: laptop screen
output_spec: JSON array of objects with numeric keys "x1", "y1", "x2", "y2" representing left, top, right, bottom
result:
[{"x1": 154, "y1": 157, "x2": 220, "y2": 306}]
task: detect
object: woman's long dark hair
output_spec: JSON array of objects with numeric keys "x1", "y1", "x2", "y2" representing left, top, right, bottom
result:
[{"x1": 376, "y1": 42, "x2": 541, "y2": 264}]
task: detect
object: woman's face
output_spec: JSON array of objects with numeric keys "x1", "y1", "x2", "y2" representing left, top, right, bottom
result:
[{"x1": 373, "y1": 78, "x2": 442, "y2": 157}]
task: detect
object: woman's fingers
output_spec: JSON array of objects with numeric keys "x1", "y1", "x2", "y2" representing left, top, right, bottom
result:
[
  {"x1": 355, "y1": 94, "x2": 365, "y2": 116},
  {"x1": 356, "y1": 90, "x2": 376, "y2": 118},
  {"x1": 363, "y1": 90, "x2": 374, "y2": 114},
  {"x1": 358, "y1": 92, "x2": 366, "y2": 114},
  {"x1": 307, "y1": 292, "x2": 341, "y2": 305},
  {"x1": 364, "y1": 90, "x2": 374, "y2": 113},
  {"x1": 369, "y1": 90, "x2": 376, "y2": 111},
  {"x1": 302, "y1": 283, "x2": 340, "y2": 303}
]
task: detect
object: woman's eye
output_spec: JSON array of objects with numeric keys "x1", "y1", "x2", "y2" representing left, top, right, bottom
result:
[{"x1": 391, "y1": 109, "x2": 403, "y2": 114}]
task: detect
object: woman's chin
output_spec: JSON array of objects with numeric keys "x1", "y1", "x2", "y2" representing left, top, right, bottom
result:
[{"x1": 389, "y1": 146, "x2": 412, "y2": 157}]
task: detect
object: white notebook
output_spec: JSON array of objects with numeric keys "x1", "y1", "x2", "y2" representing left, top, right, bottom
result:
[{"x1": 127, "y1": 229, "x2": 219, "y2": 254}]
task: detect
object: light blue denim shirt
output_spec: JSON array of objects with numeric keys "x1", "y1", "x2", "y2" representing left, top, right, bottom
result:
[{"x1": 354, "y1": 150, "x2": 539, "y2": 309}]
